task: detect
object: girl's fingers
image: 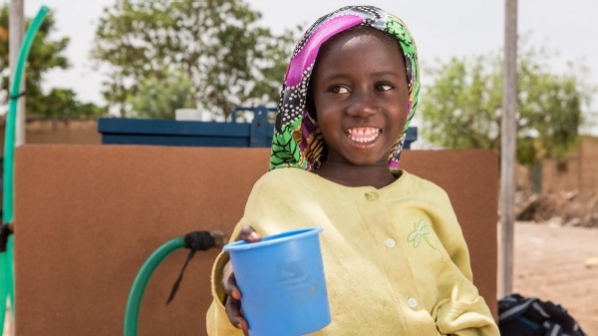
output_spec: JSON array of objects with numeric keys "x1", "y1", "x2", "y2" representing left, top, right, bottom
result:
[
  {"x1": 222, "y1": 262, "x2": 241, "y2": 300},
  {"x1": 227, "y1": 273, "x2": 241, "y2": 300},
  {"x1": 236, "y1": 225, "x2": 262, "y2": 243},
  {"x1": 225, "y1": 295, "x2": 249, "y2": 332}
]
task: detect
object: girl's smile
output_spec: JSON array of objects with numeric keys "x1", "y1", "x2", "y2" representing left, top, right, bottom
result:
[{"x1": 345, "y1": 127, "x2": 381, "y2": 145}]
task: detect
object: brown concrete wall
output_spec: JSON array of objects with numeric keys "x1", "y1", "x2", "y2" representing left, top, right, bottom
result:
[
  {"x1": 541, "y1": 136, "x2": 598, "y2": 194},
  {"x1": 542, "y1": 154, "x2": 581, "y2": 193},
  {"x1": 579, "y1": 137, "x2": 598, "y2": 194},
  {"x1": 0, "y1": 117, "x2": 101, "y2": 154},
  {"x1": 14, "y1": 146, "x2": 498, "y2": 335}
]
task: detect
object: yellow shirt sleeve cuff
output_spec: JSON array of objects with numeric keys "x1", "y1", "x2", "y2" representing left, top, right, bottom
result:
[{"x1": 210, "y1": 251, "x2": 231, "y2": 306}]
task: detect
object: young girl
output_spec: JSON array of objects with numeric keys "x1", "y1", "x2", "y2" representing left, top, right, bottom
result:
[{"x1": 207, "y1": 6, "x2": 499, "y2": 335}]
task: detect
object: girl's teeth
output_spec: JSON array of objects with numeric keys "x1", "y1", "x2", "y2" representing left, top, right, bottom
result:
[{"x1": 347, "y1": 128, "x2": 380, "y2": 143}]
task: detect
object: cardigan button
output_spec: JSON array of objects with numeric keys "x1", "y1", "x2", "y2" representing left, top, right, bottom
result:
[
  {"x1": 407, "y1": 297, "x2": 418, "y2": 308},
  {"x1": 364, "y1": 191, "x2": 378, "y2": 201},
  {"x1": 384, "y1": 238, "x2": 395, "y2": 248}
]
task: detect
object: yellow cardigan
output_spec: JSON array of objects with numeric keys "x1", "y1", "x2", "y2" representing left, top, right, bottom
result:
[{"x1": 206, "y1": 169, "x2": 499, "y2": 335}]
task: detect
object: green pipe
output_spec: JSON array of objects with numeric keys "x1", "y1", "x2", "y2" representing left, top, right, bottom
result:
[
  {"x1": 124, "y1": 237, "x2": 185, "y2": 336},
  {"x1": 1, "y1": 6, "x2": 49, "y2": 330}
]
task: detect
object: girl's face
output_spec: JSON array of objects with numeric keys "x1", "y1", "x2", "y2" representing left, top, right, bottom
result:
[{"x1": 311, "y1": 29, "x2": 409, "y2": 170}]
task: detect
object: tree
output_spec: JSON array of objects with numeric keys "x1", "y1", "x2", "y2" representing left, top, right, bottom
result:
[
  {"x1": 42, "y1": 88, "x2": 105, "y2": 118},
  {"x1": 91, "y1": 0, "x2": 298, "y2": 118},
  {"x1": 0, "y1": 4, "x2": 105, "y2": 118},
  {"x1": 127, "y1": 70, "x2": 195, "y2": 119},
  {"x1": 420, "y1": 43, "x2": 594, "y2": 165}
]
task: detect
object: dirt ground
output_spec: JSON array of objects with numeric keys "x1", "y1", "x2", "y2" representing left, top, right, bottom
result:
[{"x1": 513, "y1": 221, "x2": 598, "y2": 335}]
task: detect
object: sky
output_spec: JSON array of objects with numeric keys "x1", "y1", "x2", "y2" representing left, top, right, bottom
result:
[{"x1": 13, "y1": 0, "x2": 598, "y2": 130}]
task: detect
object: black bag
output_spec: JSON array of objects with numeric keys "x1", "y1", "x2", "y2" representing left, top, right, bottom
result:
[{"x1": 498, "y1": 293, "x2": 586, "y2": 336}]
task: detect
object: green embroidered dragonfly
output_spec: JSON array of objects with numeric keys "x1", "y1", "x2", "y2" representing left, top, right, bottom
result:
[{"x1": 407, "y1": 219, "x2": 438, "y2": 250}]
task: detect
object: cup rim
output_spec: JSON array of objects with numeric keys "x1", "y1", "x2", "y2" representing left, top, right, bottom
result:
[{"x1": 222, "y1": 227, "x2": 323, "y2": 252}]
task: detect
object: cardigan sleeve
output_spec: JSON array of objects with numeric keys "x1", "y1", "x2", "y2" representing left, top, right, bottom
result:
[
  {"x1": 425, "y1": 183, "x2": 474, "y2": 281},
  {"x1": 425, "y1": 183, "x2": 499, "y2": 335},
  {"x1": 432, "y1": 260, "x2": 500, "y2": 336}
]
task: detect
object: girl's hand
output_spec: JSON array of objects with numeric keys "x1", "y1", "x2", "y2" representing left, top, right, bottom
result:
[{"x1": 222, "y1": 226, "x2": 262, "y2": 335}]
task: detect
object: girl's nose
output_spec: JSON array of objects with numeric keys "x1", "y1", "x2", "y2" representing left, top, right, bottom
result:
[{"x1": 346, "y1": 91, "x2": 377, "y2": 117}]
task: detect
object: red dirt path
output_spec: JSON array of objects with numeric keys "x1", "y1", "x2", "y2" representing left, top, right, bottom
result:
[{"x1": 513, "y1": 222, "x2": 598, "y2": 334}]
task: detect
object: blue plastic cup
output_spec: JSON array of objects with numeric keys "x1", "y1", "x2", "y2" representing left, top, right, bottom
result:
[{"x1": 223, "y1": 227, "x2": 330, "y2": 336}]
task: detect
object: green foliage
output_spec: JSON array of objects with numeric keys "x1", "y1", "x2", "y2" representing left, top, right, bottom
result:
[
  {"x1": 40, "y1": 88, "x2": 105, "y2": 118},
  {"x1": 0, "y1": 4, "x2": 105, "y2": 117},
  {"x1": 127, "y1": 71, "x2": 194, "y2": 119},
  {"x1": 420, "y1": 43, "x2": 594, "y2": 165},
  {"x1": 91, "y1": 0, "x2": 298, "y2": 118}
]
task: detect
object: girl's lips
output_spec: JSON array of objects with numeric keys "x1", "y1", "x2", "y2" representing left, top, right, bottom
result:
[{"x1": 345, "y1": 127, "x2": 382, "y2": 144}]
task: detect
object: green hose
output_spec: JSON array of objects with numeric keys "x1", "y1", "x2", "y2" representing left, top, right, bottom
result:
[
  {"x1": 1, "y1": 6, "x2": 49, "y2": 331},
  {"x1": 124, "y1": 237, "x2": 185, "y2": 336}
]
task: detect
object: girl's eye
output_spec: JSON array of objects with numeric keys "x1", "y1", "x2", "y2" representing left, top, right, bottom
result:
[
  {"x1": 330, "y1": 86, "x2": 349, "y2": 94},
  {"x1": 376, "y1": 83, "x2": 394, "y2": 91}
]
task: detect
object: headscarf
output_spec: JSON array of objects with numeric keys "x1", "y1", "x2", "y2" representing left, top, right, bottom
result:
[{"x1": 269, "y1": 6, "x2": 420, "y2": 171}]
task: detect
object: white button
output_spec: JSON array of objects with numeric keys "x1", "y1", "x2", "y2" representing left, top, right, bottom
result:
[
  {"x1": 384, "y1": 238, "x2": 395, "y2": 248},
  {"x1": 407, "y1": 297, "x2": 418, "y2": 308}
]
